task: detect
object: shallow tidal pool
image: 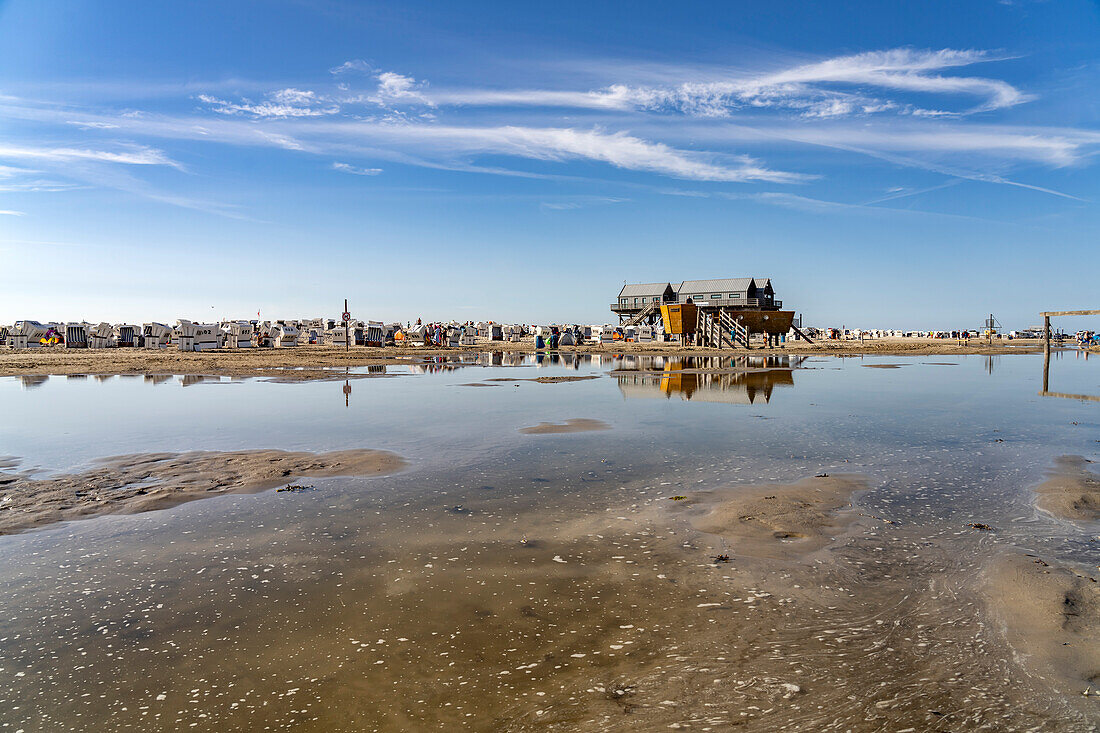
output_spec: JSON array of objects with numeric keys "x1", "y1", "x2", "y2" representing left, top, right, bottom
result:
[{"x1": 0, "y1": 351, "x2": 1098, "y2": 731}]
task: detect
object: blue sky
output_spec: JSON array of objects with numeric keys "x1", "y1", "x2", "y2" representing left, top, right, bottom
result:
[{"x1": 1, "y1": 0, "x2": 1098, "y2": 329}]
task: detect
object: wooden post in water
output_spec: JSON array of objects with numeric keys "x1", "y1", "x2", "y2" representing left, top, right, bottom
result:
[
  {"x1": 1043, "y1": 315, "x2": 1051, "y2": 357},
  {"x1": 1043, "y1": 347, "x2": 1050, "y2": 393}
]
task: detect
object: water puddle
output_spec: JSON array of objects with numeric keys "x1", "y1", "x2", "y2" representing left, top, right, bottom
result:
[{"x1": 0, "y1": 353, "x2": 1097, "y2": 730}]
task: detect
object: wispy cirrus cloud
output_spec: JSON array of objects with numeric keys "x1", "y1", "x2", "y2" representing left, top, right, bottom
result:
[
  {"x1": 330, "y1": 59, "x2": 372, "y2": 75},
  {"x1": 66, "y1": 120, "x2": 120, "y2": 130},
  {"x1": 0, "y1": 44, "x2": 1092, "y2": 218},
  {"x1": 540, "y1": 196, "x2": 628, "y2": 211},
  {"x1": 655, "y1": 119, "x2": 1100, "y2": 167},
  {"x1": 0, "y1": 209, "x2": 25, "y2": 216},
  {"x1": 0, "y1": 180, "x2": 82, "y2": 193},
  {"x1": 376, "y1": 48, "x2": 1028, "y2": 119},
  {"x1": 198, "y1": 89, "x2": 339, "y2": 118},
  {"x1": 0, "y1": 163, "x2": 84, "y2": 193},
  {"x1": 332, "y1": 161, "x2": 383, "y2": 175},
  {"x1": 454, "y1": 126, "x2": 805, "y2": 182},
  {"x1": 310, "y1": 122, "x2": 809, "y2": 183},
  {"x1": 0, "y1": 143, "x2": 180, "y2": 167},
  {"x1": 1, "y1": 96, "x2": 810, "y2": 184}
]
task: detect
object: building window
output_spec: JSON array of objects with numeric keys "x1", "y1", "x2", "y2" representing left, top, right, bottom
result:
[
  {"x1": 731, "y1": 293, "x2": 740, "y2": 299},
  {"x1": 652, "y1": 297, "x2": 659, "y2": 302},
  {"x1": 634, "y1": 298, "x2": 640, "y2": 304},
  {"x1": 711, "y1": 294, "x2": 721, "y2": 299}
]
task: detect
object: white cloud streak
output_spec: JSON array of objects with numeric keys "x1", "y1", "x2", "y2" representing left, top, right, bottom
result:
[
  {"x1": 0, "y1": 43, "x2": 1092, "y2": 211},
  {"x1": 407, "y1": 48, "x2": 1029, "y2": 119},
  {"x1": 0, "y1": 144, "x2": 179, "y2": 167},
  {"x1": 66, "y1": 120, "x2": 120, "y2": 130},
  {"x1": 198, "y1": 91, "x2": 339, "y2": 118},
  {"x1": 663, "y1": 120, "x2": 1100, "y2": 167},
  {"x1": 332, "y1": 162, "x2": 383, "y2": 175},
  {"x1": 312, "y1": 123, "x2": 808, "y2": 182},
  {"x1": 330, "y1": 59, "x2": 372, "y2": 75},
  {"x1": 2, "y1": 99, "x2": 810, "y2": 184}
]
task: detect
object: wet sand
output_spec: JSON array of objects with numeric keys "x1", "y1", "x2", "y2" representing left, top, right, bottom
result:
[
  {"x1": 1034, "y1": 455, "x2": 1100, "y2": 521},
  {"x1": 519, "y1": 418, "x2": 612, "y2": 434},
  {"x1": 487, "y1": 375, "x2": 602, "y2": 384},
  {"x1": 0, "y1": 338, "x2": 1049, "y2": 379},
  {"x1": 0, "y1": 464, "x2": 1094, "y2": 730},
  {"x1": 681, "y1": 474, "x2": 868, "y2": 559},
  {"x1": 984, "y1": 552, "x2": 1099, "y2": 695},
  {"x1": 0, "y1": 449, "x2": 406, "y2": 535}
]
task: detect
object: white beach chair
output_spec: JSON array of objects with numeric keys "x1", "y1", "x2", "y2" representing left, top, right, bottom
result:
[
  {"x1": 64, "y1": 323, "x2": 89, "y2": 349},
  {"x1": 143, "y1": 323, "x2": 172, "y2": 348},
  {"x1": 88, "y1": 322, "x2": 117, "y2": 349},
  {"x1": 114, "y1": 324, "x2": 139, "y2": 347},
  {"x1": 274, "y1": 322, "x2": 299, "y2": 348}
]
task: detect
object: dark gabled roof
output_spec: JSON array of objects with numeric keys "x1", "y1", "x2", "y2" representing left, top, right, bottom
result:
[{"x1": 619, "y1": 282, "x2": 673, "y2": 298}]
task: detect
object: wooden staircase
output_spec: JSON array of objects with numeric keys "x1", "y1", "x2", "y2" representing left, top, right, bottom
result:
[
  {"x1": 624, "y1": 300, "x2": 661, "y2": 327},
  {"x1": 694, "y1": 309, "x2": 752, "y2": 349},
  {"x1": 789, "y1": 324, "x2": 814, "y2": 344},
  {"x1": 719, "y1": 311, "x2": 750, "y2": 348}
]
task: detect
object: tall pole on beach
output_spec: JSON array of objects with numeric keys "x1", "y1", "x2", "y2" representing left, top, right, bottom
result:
[{"x1": 345, "y1": 298, "x2": 350, "y2": 353}]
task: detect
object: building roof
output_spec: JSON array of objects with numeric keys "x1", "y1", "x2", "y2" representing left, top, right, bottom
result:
[
  {"x1": 754, "y1": 278, "x2": 772, "y2": 290},
  {"x1": 676, "y1": 278, "x2": 755, "y2": 294},
  {"x1": 619, "y1": 282, "x2": 673, "y2": 298}
]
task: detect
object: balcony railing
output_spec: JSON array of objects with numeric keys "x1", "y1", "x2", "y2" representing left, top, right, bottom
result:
[{"x1": 612, "y1": 298, "x2": 782, "y2": 310}]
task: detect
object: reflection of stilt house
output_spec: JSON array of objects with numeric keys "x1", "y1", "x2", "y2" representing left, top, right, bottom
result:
[
  {"x1": 614, "y1": 355, "x2": 796, "y2": 404},
  {"x1": 612, "y1": 278, "x2": 801, "y2": 348}
]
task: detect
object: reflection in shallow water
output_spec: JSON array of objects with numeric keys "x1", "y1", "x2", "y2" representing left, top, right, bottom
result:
[
  {"x1": 0, "y1": 354, "x2": 1098, "y2": 731},
  {"x1": 614, "y1": 355, "x2": 799, "y2": 404},
  {"x1": 1041, "y1": 348, "x2": 1100, "y2": 402}
]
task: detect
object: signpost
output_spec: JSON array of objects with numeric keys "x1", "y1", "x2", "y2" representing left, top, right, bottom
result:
[{"x1": 343, "y1": 299, "x2": 350, "y2": 353}]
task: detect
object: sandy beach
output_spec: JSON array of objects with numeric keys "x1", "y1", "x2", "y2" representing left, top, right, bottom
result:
[{"x1": 0, "y1": 338, "x2": 1053, "y2": 380}]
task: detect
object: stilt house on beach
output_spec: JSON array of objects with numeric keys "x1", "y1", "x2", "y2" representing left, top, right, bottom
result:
[{"x1": 612, "y1": 277, "x2": 800, "y2": 348}]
